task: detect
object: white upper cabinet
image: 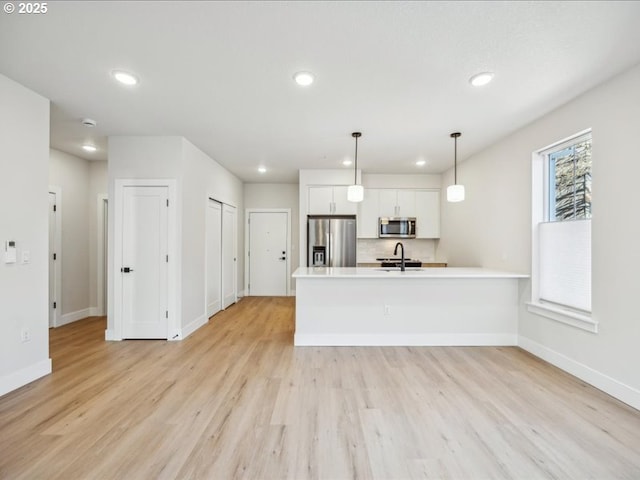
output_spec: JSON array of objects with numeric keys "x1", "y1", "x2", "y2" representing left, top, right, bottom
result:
[
  {"x1": 358, "y1": 188, "x2": 440, "y2": 238},
  {"x1": 308, "y1": 186, "x2": 333, "y2": 214},
  {"x1": 332, "y1": 186, "x2": 357, "y2": 214},
  {"x1": 396, "y1": 190, "x2": 417, "y2": 217},
  {"x1": 308, "y1": 186, "x2": 357, "y2": 215},
  {"x1": 378, "y1": 189, "x2": 397, "y2": 217},
  {"x1": 379, "y1": 189, "x2": 416, "y2": 217},
  {"x1": 415, "y1": 190, "x2": 440, "y2": 238},
  {"x1": 357, "y1": 188, "x2": 380, "y2": 238}
]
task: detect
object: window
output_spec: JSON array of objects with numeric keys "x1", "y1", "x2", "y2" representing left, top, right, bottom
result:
[
  {"x1": 547, "y1": 134, "x2": 592, "y2": 222},
  {"x1": 529, "y1": 130, "x2": 597, "y2": 333}
]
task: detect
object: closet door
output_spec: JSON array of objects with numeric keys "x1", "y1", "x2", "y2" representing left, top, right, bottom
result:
[
  {"x1": 222, "y1": 204, "x2": 237, "y2": 309},
  {"x1": 206, "y1": 199, "x2": 222, "y2": 317}
]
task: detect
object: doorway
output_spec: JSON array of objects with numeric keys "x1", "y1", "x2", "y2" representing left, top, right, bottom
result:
[
  {"x1": 112, "y1": 179, "x2": 177, "y2": 340},
  {"x1": 245, "y1": 209, "x2": 290, "y2": 296}
]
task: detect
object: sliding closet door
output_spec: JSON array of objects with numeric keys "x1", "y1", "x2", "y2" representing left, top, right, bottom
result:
[
  {"x1": 222, "y1": 204, "x2": 237, "y2": 309},
  {"x1": 206, "y1": 199, "x2": 222, "y2": 317}
]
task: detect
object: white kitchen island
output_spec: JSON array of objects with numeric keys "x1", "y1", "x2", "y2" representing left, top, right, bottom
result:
[{"x1": 292, "y1": 267, "x2": 528, "y2": 346}]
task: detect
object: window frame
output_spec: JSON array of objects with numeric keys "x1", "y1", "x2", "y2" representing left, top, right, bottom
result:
[{"x1": 527, "y1": 129, "x2": 597, "y2": 333}]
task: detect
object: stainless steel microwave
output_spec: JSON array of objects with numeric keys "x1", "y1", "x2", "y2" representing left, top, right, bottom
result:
[{"x1": 379, "y1": 217, "x2": 416, "y2": 238}]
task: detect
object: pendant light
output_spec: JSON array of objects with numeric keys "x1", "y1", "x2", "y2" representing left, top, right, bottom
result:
[
  {"x1": 347, "y1": 132, "x2": 364, "y2": 202},
  {"x1": 447, "y1": 132, "x2": 465, "y2": 202}
]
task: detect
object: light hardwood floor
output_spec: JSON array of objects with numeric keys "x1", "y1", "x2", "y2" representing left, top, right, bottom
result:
[{"x1": 1, "y1": 296, "x2": 639, "y2": 479}]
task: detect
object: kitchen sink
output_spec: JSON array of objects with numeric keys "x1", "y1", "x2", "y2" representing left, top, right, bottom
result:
[
  {"x1": 377, "y1": 258, "x2": 422, "y2": 268},
  {"x1": 375, "y1": 267, "x2": 425, "y2": 272}
]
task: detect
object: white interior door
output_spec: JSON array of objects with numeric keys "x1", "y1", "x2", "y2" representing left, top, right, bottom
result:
[
  {"x1": 206, "y1": 199, "x2": 222, "y2": 317},
  {"x1": 122, "y1": 186, "x2": 169, "y2": 339},
  {"x1": 48, "y1": 192, "x2": 57, "y2": 327},
  {"x1": 248, "y1": 211, "x2": 288, "y2": 296},
  {"x1": 222, "y1": 204, "x2": 237, "y2": 309}
]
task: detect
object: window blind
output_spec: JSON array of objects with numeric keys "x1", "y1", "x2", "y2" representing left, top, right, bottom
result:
[{"x1": 539, "y1": 219, "x2": 591, "y2": 312}]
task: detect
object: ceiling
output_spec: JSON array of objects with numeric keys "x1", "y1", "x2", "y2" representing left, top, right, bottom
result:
[{"x1": 2, "y1": 1, "x2": 640, "y2": 183}]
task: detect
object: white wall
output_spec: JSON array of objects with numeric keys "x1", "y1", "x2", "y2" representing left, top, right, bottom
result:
[
  {"x1": 107, "y1": 136, "x2": 183, "y2": 336},
  {"x1": 0, "y1": 74, "x2": 51, "y2": 396},
  {"x1": 107, "y1": 136, "x2": 243, "y2": 338},
  {"x1": 440, "y1": 63, "x2": 640, "y2": 409},
  {"x1": 244, "y1": 183, "x2": 299, "y2": 291},
  {"x1": 181, "y1": 138, "x2": 243, "y2": 331},
  {"x1": 362, "y1": 173, "x2": 441, "y2": 190},
  {"x1": 88, "y1": 161, "x2": 108, "y2": 312}
]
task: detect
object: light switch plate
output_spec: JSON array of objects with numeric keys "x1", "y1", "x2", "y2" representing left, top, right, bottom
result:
[{"x1": 5, "y1": 241, "x2": 17, "y2": 263}]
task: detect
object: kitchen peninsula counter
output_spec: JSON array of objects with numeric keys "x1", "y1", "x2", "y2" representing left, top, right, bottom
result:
[{"x1": 292, "y1": 267, "x2": 528, "y2": 346}]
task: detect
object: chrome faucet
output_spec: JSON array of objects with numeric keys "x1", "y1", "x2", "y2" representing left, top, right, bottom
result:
[{"x1": 394, "y1": 242, "x2": 405, "y2": 271}]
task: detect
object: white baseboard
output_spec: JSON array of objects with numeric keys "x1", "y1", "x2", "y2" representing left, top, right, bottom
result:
[
  {"x1": 290, "y1": 289, "x2": 296, "y2": 296},
  {"x1": 88, "y1": 306, "x2": 105, "y2": 317},
  {"x1": 207, "y1": 301, "x2": 221, "y2": 318},
  {"x1": 518, "y1": 336, "x2": 640, "y2": 411},
  {"x1": 294, "y1": 333, "x2": 517, "y2": 347},
  {"x1": 104, "y1": 329, "x2": 120, "y2": 341},
  {"x1": 181, "y1": 314, "x2": 208, "y2": 340},
  {"x1": 57, "y1": 308, "x2": 92, "y2": 327},
  {"x1": 0, "y1": 358, "x2": 52, "y2": 397}
]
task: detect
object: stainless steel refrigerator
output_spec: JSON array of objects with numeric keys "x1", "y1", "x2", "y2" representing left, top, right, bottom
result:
[{"x1": 307, "y1": 215, "x2": 357, "y2": 267}]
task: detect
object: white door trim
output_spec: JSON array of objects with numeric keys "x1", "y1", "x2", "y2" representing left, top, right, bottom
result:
[
  {"x1": 205, "y1": 196, "x2": 223, "y2": 319},
  {"x1": 111, "y1": 179, "x2": 178, "y2": 341},
  {"x1": 96, "y1": 194, "x2": 108, "y2": 316},
  {"x1": 48, "y1": 186, "x2": 62, "y2": 328},
  {"x1": 244, "y1": 208, "x2": 291, "y2": 296}
]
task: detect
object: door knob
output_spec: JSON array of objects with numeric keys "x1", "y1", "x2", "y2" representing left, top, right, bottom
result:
[{"x1": 121, "y1": 267, "x2": 134, "y2": 273}]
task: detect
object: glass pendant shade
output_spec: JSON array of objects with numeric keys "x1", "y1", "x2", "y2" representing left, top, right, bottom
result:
[
  {"x1": 347, "y1": 184, "x2": 364, "y2": 202},
  {"x1": 348, "y1": 131, "x2": 363, "y2": 203},
  {"x1": 447, "y1": 132, "x2": 464, "y2": 203},
  {"x1": 447, "y1": 184, "x2": 465, "y2": 202}
]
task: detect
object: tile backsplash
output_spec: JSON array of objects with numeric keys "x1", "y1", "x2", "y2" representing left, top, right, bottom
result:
[{"x1": 357, "y1": 238, "x2": 437, "y2": 263}]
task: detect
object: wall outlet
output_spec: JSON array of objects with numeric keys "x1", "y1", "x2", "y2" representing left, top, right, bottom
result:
[
  {"x1": 384, "y1": 305, "x2": 391, "y2": 315},
  {"x1": 21, "y1": 329, "x2": 31, "y2": 343}
]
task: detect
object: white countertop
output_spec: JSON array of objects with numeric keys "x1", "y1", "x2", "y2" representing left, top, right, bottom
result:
[{"x1": 293, "y1": 267, "x2": 529, "y2": 279}]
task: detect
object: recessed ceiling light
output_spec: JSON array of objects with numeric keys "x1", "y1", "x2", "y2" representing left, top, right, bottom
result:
[
  {"x1": 82, "y1": 144, "x2": 97, "y2": 152},
  {"x1": 258, "y1": 166, "x2": 267, "y2": 173},
  {"x1": 293, "y1": 71, "x2": 314, "y2": 86},
  {"x1": 415, "y1": 159, "x2": 426, "y2": 166},
  {"x1": 111, "y1": 70, "x2": 139, "y2": 86},
  {"x1": 342, "y1": 159, "x2": 352, "y2": 166},
  {"x1": 469, "y1": 72, "x2": 494, "y2": 87}
]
